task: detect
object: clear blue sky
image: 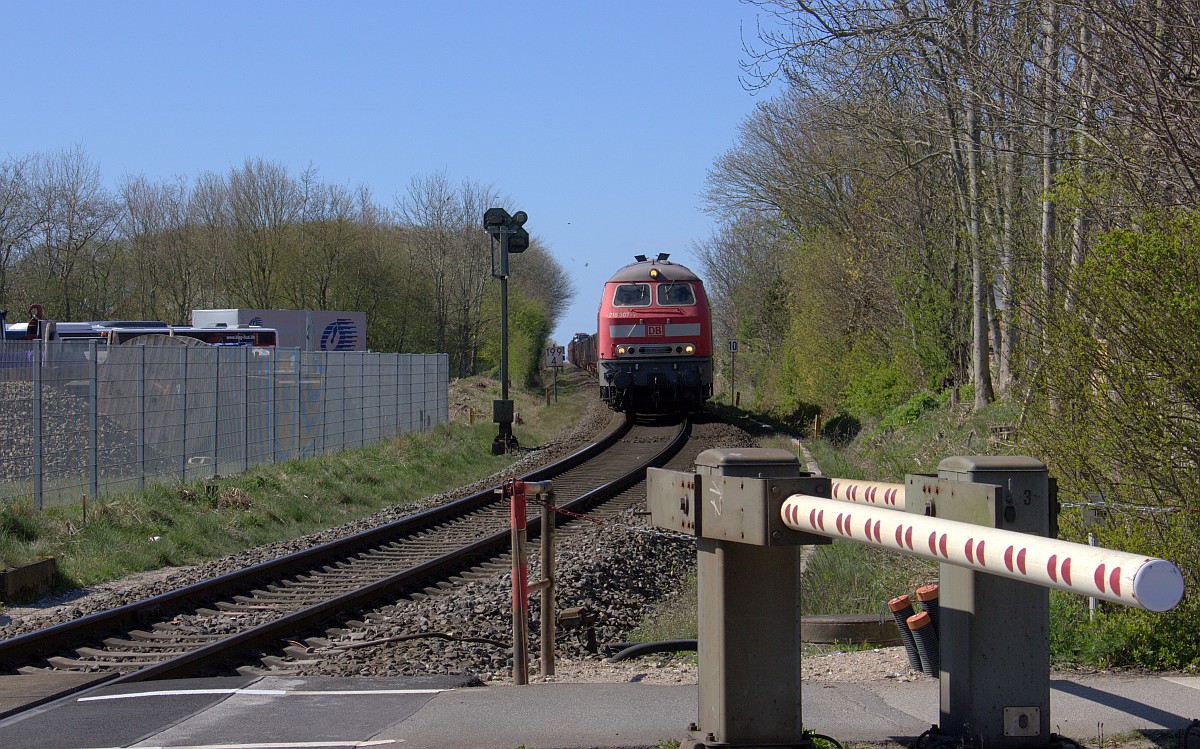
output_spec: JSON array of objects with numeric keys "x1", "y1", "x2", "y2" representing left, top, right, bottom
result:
[{"x1": 1, "y1": 1, "x2": 779, "y2": 346}]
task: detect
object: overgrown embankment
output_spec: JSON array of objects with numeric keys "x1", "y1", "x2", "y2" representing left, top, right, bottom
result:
[{"x1": 747, "y1": 391, "x2": 1199, "y2": 672}]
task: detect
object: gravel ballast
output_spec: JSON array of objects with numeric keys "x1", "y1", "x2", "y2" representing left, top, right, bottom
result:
[{"x1": 0, "y1": 394, "x2": 935, "y2": 687}]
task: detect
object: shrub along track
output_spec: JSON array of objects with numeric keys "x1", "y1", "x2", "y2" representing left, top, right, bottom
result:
[{"x1": 0, "y1": 412, "x2": 696, "y2": 717}]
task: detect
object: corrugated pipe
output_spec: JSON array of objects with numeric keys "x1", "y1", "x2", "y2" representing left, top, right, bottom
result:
[
  {"x1": 604, "y1": 639, "x2": 697, "y2": 663},
  {"x1": 888, "y1": 595, "x2": 923, "y2": 672},
  {"x1": 907, "y1": 611, "x2": 940, "y2": 677},
  {"x1": 916, "y1": 584, "x2": 940, "y2": 636}
]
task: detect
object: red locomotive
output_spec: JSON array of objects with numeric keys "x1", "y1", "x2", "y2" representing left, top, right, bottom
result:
[{"x1": 595, "y1": 254, "x2": 713, "y2": 412}]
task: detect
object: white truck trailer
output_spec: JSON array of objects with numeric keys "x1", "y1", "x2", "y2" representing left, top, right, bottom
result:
[{"x1": 191, "y1": 309, "x2": 367, "y2": 351}]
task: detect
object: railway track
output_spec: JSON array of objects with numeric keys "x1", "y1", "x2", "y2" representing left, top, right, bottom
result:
[{"x1": 0, "y1": 414, "x2": 689, "y2": 718}]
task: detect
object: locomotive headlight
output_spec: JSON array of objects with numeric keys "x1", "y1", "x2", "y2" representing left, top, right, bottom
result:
[
  {"x1": 684, "y1": 344, "x2": 695, "y2": 354},
  {"x1": 617, "y1": 346, "x2": 627, "y2": 355}
]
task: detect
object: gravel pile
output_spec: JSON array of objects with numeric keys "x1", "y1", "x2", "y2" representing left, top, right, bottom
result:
[{"x1": 286, "y1": 513, "x2": 695, "y2": 683}]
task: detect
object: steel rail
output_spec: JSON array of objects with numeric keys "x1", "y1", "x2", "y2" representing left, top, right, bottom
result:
[
  {"x1": 0, "y1": 415, "x2": 689, "y2": 719},
  {"x1": 0, "y1": 417, "x2": 632, "y2": 676}
]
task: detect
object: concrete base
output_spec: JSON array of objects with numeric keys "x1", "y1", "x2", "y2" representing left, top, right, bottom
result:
[
  {"x1": 0, "y1": 557, "x2": 57, "y2": 602},
  {"x1": 801, "y1": 615, "x2": 901, "y2": 646}
]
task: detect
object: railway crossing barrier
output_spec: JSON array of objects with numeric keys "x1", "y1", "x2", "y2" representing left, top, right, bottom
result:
[{"x1": 646, "y1": 449, "x2": 1185, "y2": 749}]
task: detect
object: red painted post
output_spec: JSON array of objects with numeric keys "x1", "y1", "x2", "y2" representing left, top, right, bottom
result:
[{"x1": 508, "y1": 480, "x2": 530, "y2": 684}]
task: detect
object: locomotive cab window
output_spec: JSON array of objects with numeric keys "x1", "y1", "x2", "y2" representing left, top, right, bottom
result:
[
  {"x1": 613, "y1": 283, "x2": 651, "y2": 307},
  {"x1": 657, "y1": 283, "x2": 695, "y2": 306}
]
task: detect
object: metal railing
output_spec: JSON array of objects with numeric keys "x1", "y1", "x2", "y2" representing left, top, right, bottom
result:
[{"x1": 0, "y1": 341, "x2": 449, "y2": 509}]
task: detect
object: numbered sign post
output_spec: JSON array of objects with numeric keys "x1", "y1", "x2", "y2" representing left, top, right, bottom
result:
[
  {"x1": 728, "y1": 339, "x2": 738, "y2": 405},
  {"x1": 544, "y1": 345, "x2": 564, "y2": 402}
]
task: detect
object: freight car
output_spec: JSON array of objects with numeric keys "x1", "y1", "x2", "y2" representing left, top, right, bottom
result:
[
  {"x1": 567, "y1": 332, "x2": 597, "y2": 372},
  {"x1": 595, "y1": 254, "x2": 713, "y2": 412}
]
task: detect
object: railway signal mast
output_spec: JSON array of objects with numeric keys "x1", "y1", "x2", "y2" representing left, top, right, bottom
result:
[{"x1": 485, "y1": 207, "x2": 529, "y2": 455}]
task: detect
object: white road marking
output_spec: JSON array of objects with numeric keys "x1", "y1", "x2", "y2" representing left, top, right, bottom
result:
[
  {"x1": 89, "y1": 741, "x2": 398, "y2": 749},
  {"x1": 80, "y1": 689, "x2": 286, "y2": 701},
  {"x1": 1164, "y1": 677, "x2": 1200, "y2": 690},
  {"x1": 80, "y1": 687, "x2": 447, "y2": 702}
]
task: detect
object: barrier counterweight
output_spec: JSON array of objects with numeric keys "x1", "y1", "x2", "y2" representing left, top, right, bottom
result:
[{"x1": 780, "y1": 493, "x2": 1184, "y2": 612}]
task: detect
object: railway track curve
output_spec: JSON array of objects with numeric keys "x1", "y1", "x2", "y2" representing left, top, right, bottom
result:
[{"x1": 0, "y1": 414, "x2": 690, "y2": 718}]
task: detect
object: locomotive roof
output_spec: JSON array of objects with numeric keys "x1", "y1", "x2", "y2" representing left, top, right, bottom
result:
[{"x1": 606, "y1": 258, "x2": 702, "y2": 283}]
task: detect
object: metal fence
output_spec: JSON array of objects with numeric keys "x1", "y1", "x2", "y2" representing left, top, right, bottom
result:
[{"x1": 0, "y1": 341, "x2": 450, "y2": 509}]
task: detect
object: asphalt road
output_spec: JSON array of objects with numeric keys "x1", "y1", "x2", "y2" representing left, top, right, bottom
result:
[{"x1": 0, "y1": 672, "x2": 1196, "y2": 749}]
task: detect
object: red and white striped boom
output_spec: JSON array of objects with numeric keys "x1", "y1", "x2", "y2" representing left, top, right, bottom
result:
[{"x1": 781, "y1": 493, "x2": 1184, "y2": 612}]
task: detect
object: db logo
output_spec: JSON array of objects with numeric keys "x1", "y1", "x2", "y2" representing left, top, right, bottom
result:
[{"x1": 646, "y1": 324, "x2": 665, "y2": 337}]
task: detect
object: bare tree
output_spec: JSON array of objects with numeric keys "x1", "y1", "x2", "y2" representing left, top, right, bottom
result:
[
  {"x1": 120, "y1": 174, "x2": 205, "y2": 323},
  {"x1": 226, "y1": 158, "x2": 303, "y2": 307},
  {"x1": 396, "y1": 172, "x2": 521, "y2": 376},
  {"x1": 25, "y1": 146, "x2": 120, "y2": 319},
  {"x1": 285, "y1": 170, "x2": 360, "y2": 310},
  {"x1": 397, "y1": 172, "x2": 458, "y2": 354},
  {"x1": 0, "y1": 155, "x2": 38, "y2": 311},
  {"x1": 189, "y1": 170, "x2": 232, "y2": 309}
]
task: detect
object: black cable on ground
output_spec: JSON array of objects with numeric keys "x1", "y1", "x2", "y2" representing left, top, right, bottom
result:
[
  {"x1": 914, "y1": 724, "x2": 957, "y2": 749},
  {"x1": 322, "y1": 631, "x2": 510, "y2": 652},
  {"x1": 1184, "y1": 719, "x2": 1200, "y2": 749},
  {"x1": 604, "y1": 639, "x2": 697, "y2": 662},
  {"x1": 804, "y1": 731, "x2": 844, "y2": 749}
]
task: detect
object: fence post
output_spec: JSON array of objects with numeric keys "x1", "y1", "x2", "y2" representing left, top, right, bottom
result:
[
  {"x1": 507, "y1": 479, "x2": 530, "y2": 685},
  {"x1": 32, "y1": 346, "x2": 43, "y2": 510},
  {"x1": 393, "y1": 353, "x2": 400, "y2": 437},
  {"x1": 180, "y1": 346, "x2": 188, "y2": 484},
  {"x1": 137, "y1": 344, "x2": 145, "y2": 490},
  {"x1": 268, "y1": 350, "x2": 276, "y2": 464},
  {"x1": 360, "y1": 351, "x2": 366, "y2": 447},
  {"x1": 294, "y1": 351, "x2": 302, "y2": 458},
  {"x1": 539, "y1": 487, "x2": 556, "y2": 677},
  {"x1": 243, "y1": 348, "x2": 250, "y2": 473},
  {"x1": 88, "y1": 340, "x2": 99, "y2": 503},
  {"x1": 212, "y1": 349, "x2": 220, "y2": 478}
]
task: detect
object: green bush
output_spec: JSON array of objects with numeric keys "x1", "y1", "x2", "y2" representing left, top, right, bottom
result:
[
  {"x1": 1051, "y1": 590, "x2": 1200, "y2": 670},
  {"x1": 1022, "y1": 211, "x2": 1200, "y2": 670},
  {"x1": 877, "y1": 391, "x2": 942, "y2": 431},
  {"x1": 840, "y1": 350, "x2": 915, "y2": 421}
]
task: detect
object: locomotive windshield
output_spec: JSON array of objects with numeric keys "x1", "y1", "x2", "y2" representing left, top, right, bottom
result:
[
  {"x1": 612, "y1": 283, "x2": 651, "y2": 307},
  {"x1": 657, "y1": 283, "x2": 695, "y2": 306}
]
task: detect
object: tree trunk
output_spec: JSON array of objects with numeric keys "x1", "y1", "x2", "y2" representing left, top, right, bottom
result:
[{"x1": 1038, "y1": 0, "x2": 1060, "y2": 342}]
